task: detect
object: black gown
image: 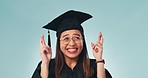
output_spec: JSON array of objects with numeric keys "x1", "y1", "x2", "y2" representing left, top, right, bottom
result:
[{"x1": 32, "y1": 59, "x2": 112, "y2": 78}]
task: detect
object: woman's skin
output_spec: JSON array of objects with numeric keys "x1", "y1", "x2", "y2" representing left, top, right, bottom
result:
[
  {"x1": 40, "y1": 35, "x2": 51, "y2": 78},
  {"x1": 59, "y1": 30, "x2": 83, "y2": 69},
  {"x1": 91, "y1": 32, "x2": 106, "y2": 78},
  {"x1": 40, "y1": 30, "x2": 105, "y2": 78}
]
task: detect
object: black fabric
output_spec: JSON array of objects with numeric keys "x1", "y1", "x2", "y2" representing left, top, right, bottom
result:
[
  {"x1": 32, "y1": 59, "x2": 112, "y2": 78},
  {"x1": 42, "y1": 10, "x2": 92, "y2": 38}
]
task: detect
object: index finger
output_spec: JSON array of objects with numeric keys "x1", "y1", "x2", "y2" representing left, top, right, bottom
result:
[
  {"x1": 40, "y1": 35, "x2": 46, "y2": 46},
  {"x1": 98, "y1": 32, "x2": 104, "y2": 45}
]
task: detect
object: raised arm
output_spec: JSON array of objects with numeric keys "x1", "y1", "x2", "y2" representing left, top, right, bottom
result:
[
  {"x1": 40, "y1": 35, "x2": 52, "y2": 78},
  {"x1": 91, "y1": 32, "x2": 106, "y2": 78}
]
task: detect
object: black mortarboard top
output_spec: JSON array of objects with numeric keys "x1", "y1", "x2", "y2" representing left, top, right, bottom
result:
[{"x1": 42, "y1": 10, "x2": 92, "y2": 46}]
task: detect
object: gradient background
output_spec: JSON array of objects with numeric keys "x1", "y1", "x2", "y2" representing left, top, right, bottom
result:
[{"x1": 0, "y1": 0, "x2": 148, "y2": 78}]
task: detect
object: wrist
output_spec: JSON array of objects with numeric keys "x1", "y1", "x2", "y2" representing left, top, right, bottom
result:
[
  {"x1": 40, "y1": 62, "x2": 49, "y2": 78},
  {"x1": 95, "y1": 56, "x2": 102, "y2": 61},
  {"x1": 41, "y1": 62, "x2": 49, "y2": 68},
  {"x1": 96, "y1": 59, "x2": 105, "y2": 64}
]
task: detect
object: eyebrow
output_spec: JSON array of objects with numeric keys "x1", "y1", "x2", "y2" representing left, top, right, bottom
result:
[
  {"x1": 62, "y1": 34, "x2": 69, "y2": 38},
  {"x1": 62, "y1": 33, "x2": 81, "y2": 38},
  {"x1": 73, "y1": 34, "x2": 81, "y2": 37}
]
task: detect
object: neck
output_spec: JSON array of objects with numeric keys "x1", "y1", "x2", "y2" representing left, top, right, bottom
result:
[{"x1": 64, "y1": 57, "x2": 79, "y2": 70}]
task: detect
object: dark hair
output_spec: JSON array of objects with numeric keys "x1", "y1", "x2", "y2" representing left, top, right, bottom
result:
[{"x1": 54, "y1": 36, "x2": 93, "y2": 78}]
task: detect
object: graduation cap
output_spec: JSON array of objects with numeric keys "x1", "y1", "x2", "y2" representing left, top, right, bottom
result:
[{"x1": 42, "y1": 10, "x2": 92, "y2": 47}]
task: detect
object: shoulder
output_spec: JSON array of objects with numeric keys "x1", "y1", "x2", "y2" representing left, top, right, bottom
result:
[
  {"x1": 90, "y1": 59, "x2": 96, "y2": 63},
  {"x1": 49, "y1": 59, "x2": 55, "y2": 64},
  {"x1": 90, "y1": 59, "x2": 96, "y2": 65},
  {"x1": 49, "y1": 59, "x2": 55, "y2": 67},
  {"x1": 89, "y1": 59, "x2": 97, "y2": 70},
  {"x1": 48, "y1": 59, "x2": 55, "y2": 76}
]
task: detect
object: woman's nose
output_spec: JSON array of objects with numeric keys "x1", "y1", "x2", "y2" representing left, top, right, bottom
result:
[{"x1": 68, "y1": 39, "x2": 76, "y2": 46}]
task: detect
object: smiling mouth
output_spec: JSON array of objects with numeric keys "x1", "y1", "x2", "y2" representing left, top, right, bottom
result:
[{"x1": 67, "y1": 48, "x2": 78, "y2": 53}]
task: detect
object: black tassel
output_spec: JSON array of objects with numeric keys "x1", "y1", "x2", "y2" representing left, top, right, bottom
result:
[{"x1": 48, "y1": 30, "x2": 51, "y2": 47}]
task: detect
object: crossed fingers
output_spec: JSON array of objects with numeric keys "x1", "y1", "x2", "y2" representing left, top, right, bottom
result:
[
  {"x1": 92, "y1": 32, "x2": 103, "y2": 53},
  {"x1": 40, "y1": 35, "x2": 51, "y2": 55}
]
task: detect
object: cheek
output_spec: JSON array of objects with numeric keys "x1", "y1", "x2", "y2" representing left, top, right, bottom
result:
[
  {"x1": 79, "y1": 43, "x2": 83, "y2": 51},
  {"x1": 60, "y1": 43, "x2": 65, "y2": 52}
]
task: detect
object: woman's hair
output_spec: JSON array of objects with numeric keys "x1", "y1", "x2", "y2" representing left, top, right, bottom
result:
[{"x1": 55, "y1": 36, "x2": 93, "y2": 78}]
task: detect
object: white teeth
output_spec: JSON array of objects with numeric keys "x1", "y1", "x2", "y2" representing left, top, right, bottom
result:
[{"x1": 67, "y1": 48, "x2": 76, "y2": 52}]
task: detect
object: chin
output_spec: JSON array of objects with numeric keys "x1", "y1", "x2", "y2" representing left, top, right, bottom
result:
[{"x1": 65, "y1": 55, "x2": 79, "y2": 60}]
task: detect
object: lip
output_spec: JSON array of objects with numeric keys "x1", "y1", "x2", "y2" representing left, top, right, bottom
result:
[{"x1": 66, "y1": 48, "x2": 78, "y2": 54}]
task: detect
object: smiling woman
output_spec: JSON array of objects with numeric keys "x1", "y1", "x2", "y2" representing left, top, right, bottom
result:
[
  {"x1": 32, "y1": 10, "x2": 112, "y2": 78},
  {"x1": 60, "y1": 30, "x2": 83, "y2": 61}
]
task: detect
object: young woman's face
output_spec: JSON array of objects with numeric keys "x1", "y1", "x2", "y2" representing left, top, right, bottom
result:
[{"x1": 60, "y1": 30, "x2": 83, "y2": 59}]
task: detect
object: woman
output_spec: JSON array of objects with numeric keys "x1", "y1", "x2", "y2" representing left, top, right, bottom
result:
[{"x1": 32, "y1": 10, "x2": 112, "y2": 78}]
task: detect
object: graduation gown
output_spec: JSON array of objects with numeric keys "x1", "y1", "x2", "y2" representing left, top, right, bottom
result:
[{"x1": 32, "y1": 59, "x2": 112, "y2": 78}]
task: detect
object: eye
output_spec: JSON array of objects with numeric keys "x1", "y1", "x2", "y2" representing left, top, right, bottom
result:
[
  {"x1": 63, "y1": 37, "x2": 70, "y2": 41},
  {"x1": 73, "y1": 37, "x2": 81, "y2": 40}
]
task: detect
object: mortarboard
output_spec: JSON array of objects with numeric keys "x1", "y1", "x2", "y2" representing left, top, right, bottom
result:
[{"x1": 42, "y1": 10, "x2": 92, "y2": 46}]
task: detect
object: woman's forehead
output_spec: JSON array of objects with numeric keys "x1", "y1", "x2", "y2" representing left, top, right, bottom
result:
[{"x1": 60, "y1": 30, "x2": 82, "y2": 37}]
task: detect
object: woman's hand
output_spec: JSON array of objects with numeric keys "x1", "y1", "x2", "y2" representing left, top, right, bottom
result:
[
  {"x1": 40, "y1": 35, "x2": 52, "y2": 65},
  {"x1": 91, "y1": 32, "x2": 104, "y2": 61}
]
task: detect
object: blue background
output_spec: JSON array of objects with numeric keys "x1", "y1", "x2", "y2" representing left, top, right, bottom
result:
[{"x1": 0, "y1": 0, "x2": 148, "y2": 78}]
